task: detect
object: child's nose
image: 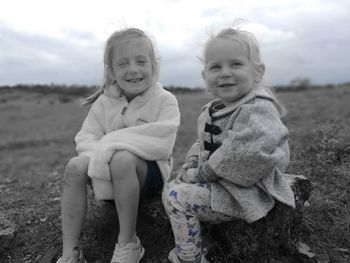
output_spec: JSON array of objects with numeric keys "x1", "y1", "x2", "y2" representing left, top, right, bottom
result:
[
  {"x1": 128, "y1": 62, "x2": 138, "y2": 72},
  {"x1": 220, "y1": 67, "x2": 232, "y2": 78}
]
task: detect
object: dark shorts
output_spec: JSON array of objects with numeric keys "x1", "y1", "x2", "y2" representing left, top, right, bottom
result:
[
  {"x1": 141, "y1": 161, "x2": 163, "y2": 197},
  {"x1": 103, "y1": 161, "x2": 163, "y2": 205}
]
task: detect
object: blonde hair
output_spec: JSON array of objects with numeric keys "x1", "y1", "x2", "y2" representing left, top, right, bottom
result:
[
  {"x1": 202, "y1": 24, "x2": 287, "y2": 116},
  {"x1": 202, "y1": 27, "x2": 264, "y2": 84},
  {"x1": 85, "y1": 28, "x2": 159, "y2": 104}
]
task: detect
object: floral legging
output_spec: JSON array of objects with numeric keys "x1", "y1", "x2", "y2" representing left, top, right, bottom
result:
[{"x1": 162, "y1": 181, "x2": 234, "y2": 261}]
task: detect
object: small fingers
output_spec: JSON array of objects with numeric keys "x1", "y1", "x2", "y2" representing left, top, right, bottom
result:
[{"x1": 174, "y1": 172, "x2": 183, "y2": 184}]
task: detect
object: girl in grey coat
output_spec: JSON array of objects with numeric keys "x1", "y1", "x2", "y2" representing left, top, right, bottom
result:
[{"x1": 163, "y1": 27, "x2": 295, "y2": 263}]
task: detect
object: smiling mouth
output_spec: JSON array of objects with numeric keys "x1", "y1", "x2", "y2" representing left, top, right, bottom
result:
[
  {"x1": 218, "y1": 83, "x2": 236, "y2": 88},
  {"x1": 127, "y1": 78, "x2": 143, "y2": 83}
]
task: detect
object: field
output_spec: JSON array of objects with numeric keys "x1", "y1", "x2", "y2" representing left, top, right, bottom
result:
[{"x1": 0, "y1": 85, "x2": 349, "y2": 262}]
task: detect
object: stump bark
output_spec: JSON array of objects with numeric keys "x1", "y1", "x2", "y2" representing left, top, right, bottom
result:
[
  {"x1": 0, "y1": 213, "x2": 17, "y2": 255},
  {"x1": 205, "y1": 174, "x2": 313, "y2": 263},
  {"x1": 83, "y1": 174, "x2": 313, "y2": 262}
]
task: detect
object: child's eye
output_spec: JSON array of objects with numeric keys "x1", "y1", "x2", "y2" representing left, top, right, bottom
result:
[
  {"x1": 231, "y1": 62, "x2": 243, "y2": 67},
  {"x1": 118, "y1": 61, "x2": 128, "y2": 68},
  {"x1": 137, "y1": 60, "x2": 147, "y2": 65},
  {"x1": 209, "y1": 65, "x2": 220, "y2": 71}
]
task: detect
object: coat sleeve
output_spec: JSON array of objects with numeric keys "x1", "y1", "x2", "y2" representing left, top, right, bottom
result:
[
  {"x1": 195, "y1": 100, "x2": 290, "y2": 187},
  {"x1": 87, "y1": 93, "x2": 180, "y2": 181},
  {"x1": 182, "y1": 105, "x2": 210, "y2": 170},
  {"x1": 97, "y1": 93, "x2": 180, "y2": 160},
  {"x1": 75, "y1": 97, "x2": 106, "y2": 157},
  {"x1": 181, "y1": 139, "x2": 200, "y2": 169}
]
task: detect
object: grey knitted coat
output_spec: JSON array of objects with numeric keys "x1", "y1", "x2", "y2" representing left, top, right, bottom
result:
[{"x1": 185, "y1": 87, "x2": 295, "y2": 223}]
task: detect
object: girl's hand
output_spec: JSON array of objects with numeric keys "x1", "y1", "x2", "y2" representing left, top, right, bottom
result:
[
  {"x1": 182, "y1": 157, "x2": 198, "y2": 170},
  {"x1": 181, "y1": 163, "x2": 192, "y2": 170},
  {"x1": 181, "y1": 168, "x2": 197, "y2": 184},
  {"x1": 174, "y1": 168, "x2": 186, "y2": 184}
]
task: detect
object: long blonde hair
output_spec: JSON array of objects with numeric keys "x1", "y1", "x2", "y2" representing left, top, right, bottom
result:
[{"x1": 84, "y1": 28, "x2": 159, "y2": 104}]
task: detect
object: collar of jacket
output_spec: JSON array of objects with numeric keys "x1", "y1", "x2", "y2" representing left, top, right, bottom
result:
[
  {"x1": 102, "y1": 81, "x2": 163, "y2": 103},
  {"x1": 203, "y1": 86, "x2": 276, "y2": 119}
]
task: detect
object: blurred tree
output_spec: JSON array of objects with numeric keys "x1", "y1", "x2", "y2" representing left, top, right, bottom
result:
[{"x1": 290, "y1": 77, "x2": 311, "y2": 90}]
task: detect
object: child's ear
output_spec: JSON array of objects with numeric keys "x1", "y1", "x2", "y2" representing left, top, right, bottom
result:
[
  {"x1": 255, "y1": 63, "x2": 265, "y2": 83},
  {"x1": 201, "y1": 69, "x2": 206, "y2": 80},
  {"x1": 108, "y1": 66, "x2": 116, "y2": 81}
]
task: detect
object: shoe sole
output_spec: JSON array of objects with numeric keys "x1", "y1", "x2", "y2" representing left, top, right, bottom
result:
[
  {"x1": 138, "y1": 247, "x2": 145, "y2": 263},
  {"x1": 168, "y1": 248, "x2": 181, "y2": 263}
]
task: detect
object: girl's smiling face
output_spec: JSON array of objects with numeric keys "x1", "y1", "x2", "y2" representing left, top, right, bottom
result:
[
  {"x1": 202, "y1": 38, "x2": 259, "y2": 106},
  {"x1": 111, "y1": 37, "x2": 154, "y2": 101}
]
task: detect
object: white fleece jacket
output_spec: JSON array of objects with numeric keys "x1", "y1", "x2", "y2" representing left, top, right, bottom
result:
[{"x1": 75, "y1": 82, "x2": 180, "y2": 200}]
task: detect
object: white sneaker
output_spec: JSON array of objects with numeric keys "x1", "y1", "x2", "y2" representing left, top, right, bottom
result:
[
  {"x1": 110, "y1": 236, "x2": 145, "y2": 263},
  {"x1": 56, "y1": 247, "x2": 87, "y2": 263},
  {"x1": 168, "y1": 248, "x2": 181, "y2": 263},
  {"x1": 168, "y1": 248, "x2": 209, "y2": 263}
]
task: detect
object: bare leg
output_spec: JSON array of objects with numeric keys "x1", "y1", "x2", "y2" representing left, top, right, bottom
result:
[
  {"x1": 61, "y1": 155, "x2": 90, "y2": 257},
  {"x1": 109, "y1": 151, "x2": 147, "y2": 246}
]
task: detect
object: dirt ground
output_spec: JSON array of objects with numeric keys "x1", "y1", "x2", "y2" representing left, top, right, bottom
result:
[{"x1": 0, "y1": 85, "x2": 349, "y2": 262}]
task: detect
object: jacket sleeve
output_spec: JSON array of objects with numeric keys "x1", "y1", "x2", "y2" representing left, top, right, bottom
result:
[
  {"x1": 87, "y1": 93, "x2": 180, "y2": 181},
  {"x1": 97, "y1": 93, "x2": 180, "y2": 160},
  {"x1": 182, "y1": 140, "x2": 200, "y2": 169},
  {"x1": 195, "y1": 100, "x2": 290, "y2": 186},
  {"x1": 75, "y1": 97, "x2": 106, "y2": 157}
]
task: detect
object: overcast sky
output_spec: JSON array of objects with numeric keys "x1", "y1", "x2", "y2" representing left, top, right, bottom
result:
[{"x1": 1, "y1": 0, "x2": 349, "y2": 88}]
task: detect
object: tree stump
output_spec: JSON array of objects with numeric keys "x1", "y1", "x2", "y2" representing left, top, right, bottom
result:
[
  {"x1": 82, "y1": 174, "x2": 313, "y2": 262},
  {"x1": 205, "y1": 174, "x2": 313, "y2": 263},
  {"x1": 0, "y1": 213, "x2": 17, "y2": 255},
  {"x1": 83, "y1": 188, "x2": 174, "y2": 262}
]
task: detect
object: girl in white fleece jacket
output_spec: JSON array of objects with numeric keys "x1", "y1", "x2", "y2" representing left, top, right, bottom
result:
[
  {"x1": 57, "y1": 28, "x2": 180, "y2": 263},
  {"x1": 163, "y1": 26, "x2": 295, "y2": 263}
]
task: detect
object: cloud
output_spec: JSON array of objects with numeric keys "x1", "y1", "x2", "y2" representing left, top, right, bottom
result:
[
  {"x1": 0, "y1": 0, "x2": 350, "y2": 87},
  {"x1": 159, "y1": 46, "x2": 203, "y2": 88},
  {"x1": 260, "y1": 1, "x2": 350, "y2": 85},
  {"x1": 0, "y1": 22, "x2": 103, "y2": 85}
]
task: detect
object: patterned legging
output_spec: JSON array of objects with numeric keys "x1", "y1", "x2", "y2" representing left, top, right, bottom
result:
[{"x1": 162, "y1": 181, "x2": 234, "y2": 261}]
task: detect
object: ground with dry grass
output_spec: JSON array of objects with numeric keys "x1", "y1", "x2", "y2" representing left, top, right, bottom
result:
[{"x1": 0, "y1": 85, "x2": 349, "y2": 262}]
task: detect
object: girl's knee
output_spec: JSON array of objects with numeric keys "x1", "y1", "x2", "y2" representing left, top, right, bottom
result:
[
  {"x1": 109, "y1": 151, "x2": 146, "y2": 179},
  {"x1": 64, "y1": 156, "x2": 89, "y2": 184},
  {"x1": 110, "y1": 151, "x2": 137, "y2": 168},
  {"x1": 163, "y1": 183, "x2": 186, "y2": 213}
]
